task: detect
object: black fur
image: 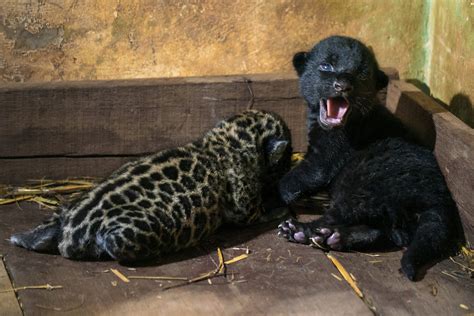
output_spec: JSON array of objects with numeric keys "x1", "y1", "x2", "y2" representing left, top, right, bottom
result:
[{"x1": 278, "y1": 36, "x2": 464, "y2": 281}]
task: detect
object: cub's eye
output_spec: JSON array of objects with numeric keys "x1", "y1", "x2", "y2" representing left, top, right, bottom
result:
[{"x1": 318, "y1": 63, "x2": 334, "y2": 72}]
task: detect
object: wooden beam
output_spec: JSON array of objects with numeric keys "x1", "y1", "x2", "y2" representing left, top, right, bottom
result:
[
  {"x1": 0, "y1": 73, "x2": 306, "y2": 158},
  {"x1": 387, "y1": 80, "x2": 474, "y2": 242},
  {"x1": 0, "y1": 157, "x2": 133, "y2": 185},
  {"x1": 0, "y1": 74, "x2": 307, "y2": 184},
  {"x1": 433, "y1": 113, "x2": 474, "y2": 242},
  {"x1": 0, "y1": 70, "x2": 397, "y2": 185}
]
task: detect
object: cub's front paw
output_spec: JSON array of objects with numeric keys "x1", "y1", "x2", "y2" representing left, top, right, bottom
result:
[
  {"x1": 278, "y1": 177, "x2": 302, "y2": 205},
  {"x1": 277, "y1": 219, "x2": 312, "y2": 244},
  {"x1": 309, "y1": 227, "x2": 343, "y2": 250}
]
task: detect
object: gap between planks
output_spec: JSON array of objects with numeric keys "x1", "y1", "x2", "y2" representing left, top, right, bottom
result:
[{"x1": 0, "y1": 255, "x2": 23, "y2": 315}]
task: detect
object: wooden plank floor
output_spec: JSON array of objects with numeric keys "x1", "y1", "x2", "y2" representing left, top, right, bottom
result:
[{"x1": 1, "y1": 202, "x2": 473, "y2": 315}]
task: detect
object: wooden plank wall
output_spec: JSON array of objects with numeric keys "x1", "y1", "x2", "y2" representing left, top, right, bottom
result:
[
  {"x1": 387, "y1": 80, "x2": 474, "y2": 242},
  {"x1": 1, "y1": 70, "x2": 471, "y2": 241},
  {"x1": 0, "y1": 74, "x2": 307, "y2": 184}
]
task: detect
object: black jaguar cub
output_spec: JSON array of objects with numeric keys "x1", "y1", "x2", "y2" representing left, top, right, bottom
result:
[
  {"x1": 11, "y1": 110, "x2": 292, "y2": 262},
  {"x1": 278, "y1": 36, "x2": 463, "y2": 280}
]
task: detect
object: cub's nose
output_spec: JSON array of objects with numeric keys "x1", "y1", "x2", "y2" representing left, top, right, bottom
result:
[{"x1": 333, "y1": 79, "x2": 353, "y2": 93}]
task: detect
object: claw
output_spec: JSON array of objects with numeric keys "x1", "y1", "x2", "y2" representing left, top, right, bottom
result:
[
  {"x1": 311, "y1": 235, "x2": 324, "y2": 244},
  {"x1": 286, "y1": 219, "x2": 297, "y2": 230},
  {"x1": 310, "y1": 237, "x2": 328, "y2": 250},
  {"x1": 317, "y1": 228, "x2": 332, "y2": 236},
  {"x1": 326, "y1": 232, "x2": 341, "y2": 246}
]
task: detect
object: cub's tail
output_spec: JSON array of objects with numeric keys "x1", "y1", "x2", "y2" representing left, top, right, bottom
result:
[
  {"x1": 10, "y1": 212, "x2": 62, "y2": 253},
  {"x1": 401, "y1": 207, "x2": 464, "y2": 281}
]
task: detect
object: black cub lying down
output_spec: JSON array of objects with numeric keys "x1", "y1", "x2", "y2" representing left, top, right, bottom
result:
[{"x1": 278, "y1": 36, "x2": 464, "y2": 280}]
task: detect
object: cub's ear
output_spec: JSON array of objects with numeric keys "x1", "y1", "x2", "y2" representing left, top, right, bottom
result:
[
  {"x1": 375, "y1": 69, "x2": 389, "y2": 90},
  {"x1": 293, "y1": 52, "x2": 308, "y2": 77},
  {"x1": 265, "y1": 139, "x2": 289, "y2": 165}
]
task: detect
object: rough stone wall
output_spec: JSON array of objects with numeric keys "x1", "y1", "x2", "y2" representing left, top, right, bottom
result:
[
  {"x1": 0, "y1": 0, "x2": 472, "y2": 126},
  {"x1": 0, "y1": 0, "x2": 424, "y2": 81}
]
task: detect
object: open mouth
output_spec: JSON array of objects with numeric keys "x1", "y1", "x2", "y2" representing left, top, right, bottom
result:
[{"x1": 319, "y1": 97, "x2": 350, "y2": 128}]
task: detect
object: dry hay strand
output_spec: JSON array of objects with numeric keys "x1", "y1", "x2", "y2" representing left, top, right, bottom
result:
[
  {"x1": 110, "y1": 269, "x2": 130, "y2": 283},
  {"x1": 450, "y1": 244, "x2": 474, "y2": 277},
  {"x1": 0, "y1": 284, "x2": 63, "y2": 293},
  {"x1": 291, "y1": 152, "x2": 305, "y2": 164},
  {"x1": 325, "y1": 253, "x2": 364, "y2": 298},
  {"x1": 138, "y1": 248, "x2": 248, "y2": 291},
  {"x1": 128, "y1": 276, "x2": 188, "y2": 281},
  {"x1": 0, "y1": 178, "x2": 98, "y2": 208}
]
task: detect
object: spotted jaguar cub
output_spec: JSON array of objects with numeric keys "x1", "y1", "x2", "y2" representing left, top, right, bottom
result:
[{"x1": 11, "y1": 110, "x2": 292, "y2": 262}]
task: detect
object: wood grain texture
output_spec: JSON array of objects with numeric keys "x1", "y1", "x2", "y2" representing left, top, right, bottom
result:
[
  {"x1": 3, "y1": 205, "x2": 470, "y2": 315},
  {"x1": 0, "y1": 204, "x2": 371, "y2": 315},
  {"x1": 386, "y1": 80, "x2": 445, "y2": 149},
  {"x1": 0, "y1": 257, "x2": 22, "y2": 316},
  {"x1": 1, "y1": 157, "x2": 135, "y2": 185},
  {"x1": 386, "y1": 80, "x2": 474, "y2": 242},
  {"x1": 433, "y1": 113, "x2": 474, "y2": 242},
  {"x1": 0, "y1": 74, "x2": 307, "y2": 185},
  {"x1": 0, "y1": 73, "x2": 306, "y2": 158},
  {"x1": 332, "y1": 251, "x2": 474, "y2": 316},
  {"x1": 0, "y1": 70, "x2": 397, "y2": 185}
]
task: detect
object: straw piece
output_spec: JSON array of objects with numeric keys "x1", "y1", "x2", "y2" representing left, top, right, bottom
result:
[
  {"x1": 225, "y1": 254, "x2": 248, "y2": 265},
  {"x1": 331, "y1": 273, "x2": 343, "y2": 281},
  {"x1": 128, "y1": 251, "x2": 247, "y2": 287},
  {"x1": 110, "y1": 269, "x2": 130, "y2": 283},
  {"x1": 0, "y1": 195, "x2": 33, "y2": 205},
  {"x1": 163, "y1": 248, "x2": 248, "y2": 291},
  {"x1": 461, "y1": 246, "x2": 473, "y2": 259},
  {"x1": 449, "y1": 257, "x2": 474, "y2": 272},
  {"x1": 217, "y1": 247, "x2": 225, "y2": 274},
  {"x1": 0, "y1": 284, "x2": 62, "y2": 293},
  {"x1": 459, "y1": 304, "x2": 469, "y2": 310},
  {"x1": 0, "y1": 178, "x2": 98, "y2": 207},
  {"x1": 31, "y1": 196, "x2": 59, "y2": 209},
  {"x1": 128, "y1": 276, "x2": 188, "y2": 281},
  {"x1": 441, "y1": 270, "x2": 459, "y2": 280},
  {"x1": 326, "y1": 253, "x2": 364, "y2": 298},
  {"x1": 291, "y1": 153, "x2": 305, "y2": 162}
]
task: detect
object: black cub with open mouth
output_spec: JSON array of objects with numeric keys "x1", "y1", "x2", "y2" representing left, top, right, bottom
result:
[{"x1": 278, "y1": 36, "x2": 464, "y2": 281}]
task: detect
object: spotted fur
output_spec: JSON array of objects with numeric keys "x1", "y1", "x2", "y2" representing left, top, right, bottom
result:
[{"x1": 11, "y1": 110, "x2": 292, "y2": 262}]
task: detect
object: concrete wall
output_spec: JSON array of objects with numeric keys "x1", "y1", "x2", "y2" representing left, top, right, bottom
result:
[{"x1": 0, "y1": 0, "x2": 472, "y2": 126}]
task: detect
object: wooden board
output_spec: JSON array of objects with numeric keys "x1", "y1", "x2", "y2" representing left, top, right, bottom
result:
[
  {"x1": 332, "y1": 251, "x2": 474, "y2": 316},
  {"x1": 386, "y1": 80, "x2": 474, "y2": 242},
  {"x1": 0, "y1": 74, "x2": 306, "y2": 185},
  {"x1": 3, "y1": 69, "x2": 473, "y2": 314},
  {"x1": 0, "y1": 256, "x2": 22, "y2": 316},
  {"x1": 0, "y1": 203, "x2": 372, "y2": 315},
  {"x1": 1, "y1": 157, "x2": 135, "y2": 185},
  {"x1": 0, "y1": 70, "x2": 398, "y2": 185},
  {"x1": 0, "y1": 73, "x2": 307, "y2": 158},
  {"x1": 2, "y1": 203, "x2": 472, "y2": 315}
]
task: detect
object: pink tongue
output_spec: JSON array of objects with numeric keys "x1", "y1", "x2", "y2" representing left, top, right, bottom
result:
[{"x1": 327, "y1": 98, "x2": 349, "y2": 119}]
